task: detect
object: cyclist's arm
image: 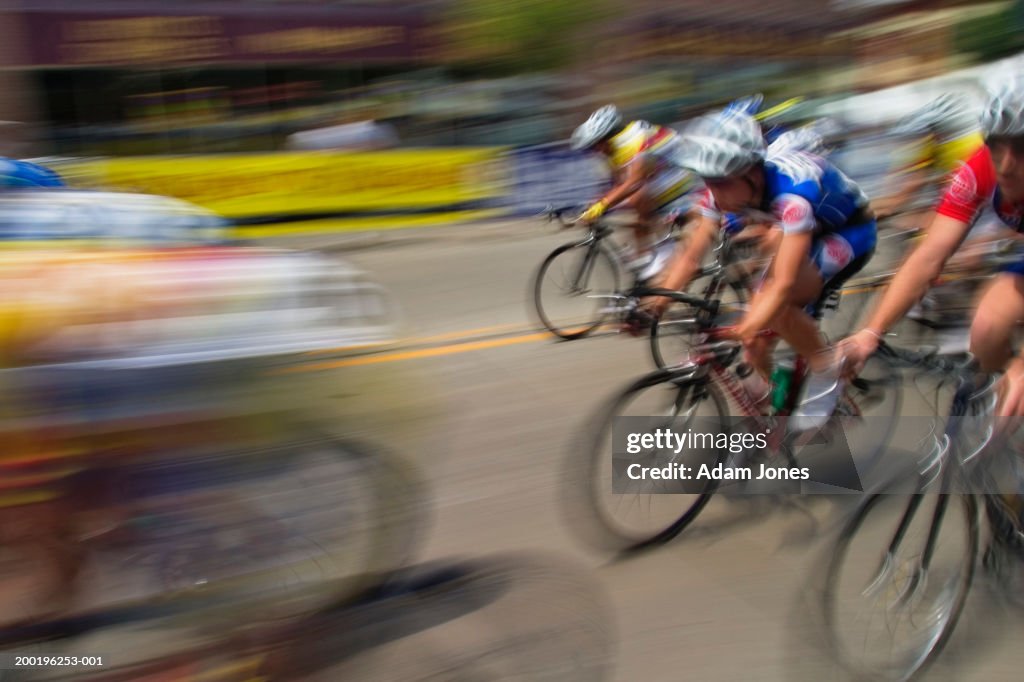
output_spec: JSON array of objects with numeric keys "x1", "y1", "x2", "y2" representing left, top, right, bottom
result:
[
  {"x1": 860, "y1": 213, "x2": 969, "y2": 336},
  {"x1": 646, "y1": 214, "x2": 718, "y2": 316},
  {"x1": 600, "y1": 157, "x2": 650, "y2": 210},
  {"x1": 733, "y1": 229, "x2": 811, "y2": 339},
  {"x1": 873, "y1": 168, "x2": 928, "y2": 218}
]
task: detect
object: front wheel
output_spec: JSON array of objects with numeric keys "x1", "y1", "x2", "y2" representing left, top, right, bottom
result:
[
  {"x1": 823, "y1": 481, "x2": 978, "y2": 681},
  {"x1": 533, "y1": 241, "x2": 619, "y2": 340},
  {"x1": 561, "y1": 369, "x2": 731, "y2": 553}
]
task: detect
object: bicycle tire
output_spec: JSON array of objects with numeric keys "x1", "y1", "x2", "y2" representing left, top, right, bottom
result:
[
  {"x1": 0, "y1": 436, "x2": 427, "y2": 653},
  {"x1": 823, "y1": 479, "x2": 978, "y2": 681},
  {"x1": 533, "y1": 241, "x2": 620, "y2": 341},
  {"x1": 561, "y1": 369, "x2": 730, "y2": 553}
]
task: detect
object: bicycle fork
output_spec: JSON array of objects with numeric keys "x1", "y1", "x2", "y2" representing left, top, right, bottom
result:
[
  {"x1": 864, "y1": 434, "x2": 959, "y2": 610},
  {"x1": 569, "y1": 241, "x2": 603, "y2": 294}
]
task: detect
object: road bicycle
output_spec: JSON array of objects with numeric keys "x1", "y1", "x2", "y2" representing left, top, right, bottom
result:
[
  {"x1": 531, "y1": 206, "x2": 758, "y2": 341},
  {"x1": 563, "y1": 284, "x2": 903, "y2": 554}
]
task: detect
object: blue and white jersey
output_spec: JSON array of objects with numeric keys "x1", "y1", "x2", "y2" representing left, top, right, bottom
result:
[
  {"x1": 762, "y1": 152, "x2": 870, "y2": 234},
  {"x1": 700, "y1": 151, "x2": 870, "y2": 235}
]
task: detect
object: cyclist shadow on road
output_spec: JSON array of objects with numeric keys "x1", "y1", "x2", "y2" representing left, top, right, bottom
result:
[{"x1": 200, "y1": 552, "x2": 617, "y2": 682}]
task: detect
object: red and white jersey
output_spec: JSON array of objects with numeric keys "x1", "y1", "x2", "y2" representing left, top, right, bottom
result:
[{"x1": 936, "y1": 145, "x2": 1024, "y2": 229}]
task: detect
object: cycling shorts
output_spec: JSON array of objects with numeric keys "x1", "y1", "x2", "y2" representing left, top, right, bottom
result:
[{"x1": 810, "y1": 221, "x2": 877, "y2": 286}]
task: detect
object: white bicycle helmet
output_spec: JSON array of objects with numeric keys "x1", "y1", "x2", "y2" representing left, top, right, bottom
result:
[
  {"x1": 678, "y1": 110, "x2": 766, "y2": 179},
  {"x1": 767, "y1": 117, "x2": 842, "y2": 158},
  {"x1": 981, "y1": 83, "x2": 1024, "y2": 139},
  {"x1": 570, "y1": 105, "x2": 623, "y2": 151},
  {"x1": 893, "y1": 93, "x2": 978, "y2": 140},
  {"x1": 767, "y1": 126, "x2": 826, "y2": 158}
]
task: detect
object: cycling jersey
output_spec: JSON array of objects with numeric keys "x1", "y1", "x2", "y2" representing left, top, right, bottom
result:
[
  {"x1": 700, "y1": 151, "x2": 876, "y2": 286},
  {"x1": 0, "y1": 158, "x2": 64, "y2": 188},
  {"x1": 904, "y1": 130, "x2": 985, "y2": 177},
  {"x1": 605, "y1": 121, "x2": 696, "y2": 211},
  {"x1": 936, "y1": 145, "x2": 1024, "y2": 229},
  {"x1": 700, "y1": 151, "x2": 872, "y2": 235}
]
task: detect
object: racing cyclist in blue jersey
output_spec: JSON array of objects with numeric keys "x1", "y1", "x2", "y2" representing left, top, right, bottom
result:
[
  {"x1": 718, "y1": 95, "x2": 841, "y2": 260},
  {"x1": 649, "y1": 108, "x2": 877, "y2": 429},
  {"x1": 0, "y1": 158, "x2": 65, "y2": 188}
]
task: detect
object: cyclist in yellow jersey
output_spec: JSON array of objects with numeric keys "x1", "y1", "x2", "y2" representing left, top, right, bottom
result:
[
  {"x1": 571, "y1": 105, "x2": 697, "y2": 278},
  {"x1": 873, "y1": 94, "x2": 985, "y2": 223},
  {"x1": 871, "y1": 95, "x2": 992, "y2": 327}
]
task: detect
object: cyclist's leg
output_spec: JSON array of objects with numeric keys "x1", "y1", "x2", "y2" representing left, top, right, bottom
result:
[
  {"x1": 762, "y1": 258, "x2": 830, "y2": 368},
  {"x1": 742, "y1": 322, "x2": 779, "y2": 380},
  {"x1": 735, "y1": 248, "x2": 826, "y2": 386},
  {"x1": 970, "y1": 270, "x2": 1024, "y2": 372},
  {"x1": 788, "y1": 223, "x2": 876, "y2": 425},
  {"x1": 638, "y1": 169, "x2": 695, "y2": 247},
  {"x1": 622, "y1": 192, "x2": 654, "y2": 255}
]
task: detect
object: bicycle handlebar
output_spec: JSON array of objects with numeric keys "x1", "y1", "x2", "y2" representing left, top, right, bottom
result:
[
  {"x1": 539, "y1": 204, "x2": 584, "y2": 228},
  {"x1": 875, "y1": 340, "x2": 975, "y2": 376},
  {"x1": 977, "y1": 237, "x2": 1024, "y2": 267}
]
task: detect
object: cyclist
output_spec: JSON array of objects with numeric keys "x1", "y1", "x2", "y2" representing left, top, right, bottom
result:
[
  {"x1": 720, "y1": 95, "x2": 840, "y2": 249},
  {"x1": 570, "y1": 105, "x2": 698, "y2": 279},
  {"x1": 872, "y1": 94, "x2": 984, "y2": 223},
  {"x1": 843, "y1": 82, "x2": 1024, "y2": 419},
  {"x1": 649, "y1": 108, "x2": 877, "y2": 429}
]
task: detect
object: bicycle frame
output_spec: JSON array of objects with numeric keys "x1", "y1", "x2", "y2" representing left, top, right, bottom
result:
[{"x1": 663, "y1": 323, "x2": 807, "y2": 423}]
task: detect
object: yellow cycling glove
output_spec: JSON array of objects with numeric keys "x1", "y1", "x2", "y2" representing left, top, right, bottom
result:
[{"x1": 579, "y1": 200, "x2": 608, "y2": 223}]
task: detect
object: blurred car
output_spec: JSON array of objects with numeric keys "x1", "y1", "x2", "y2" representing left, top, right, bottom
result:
[{"x1": 0, "y1": 189, "x2": 231, "y2": 247}]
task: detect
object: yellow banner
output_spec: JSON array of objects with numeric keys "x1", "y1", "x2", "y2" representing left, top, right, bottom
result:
[{"x1": 54, "y1": 149, "x2": 508, "y2": 226}]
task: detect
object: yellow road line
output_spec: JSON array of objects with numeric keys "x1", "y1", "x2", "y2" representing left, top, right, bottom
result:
[
  {"x1": 279, "y1": 330, "x2": 553, "y2": 373},
  {"x1": 304, "y1": 323, "x2": 530, "y2": 356},
  {"x1": 284, "y1": 276, "x2": 896, "y2": 374},
  {"x1": 403, "y1": 323, "x2": 530, "y2": 345}
]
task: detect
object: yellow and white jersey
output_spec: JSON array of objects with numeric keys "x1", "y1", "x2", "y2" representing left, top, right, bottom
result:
[{"x1": 606, "y1": 121, "x2": 695, "y2": 210}]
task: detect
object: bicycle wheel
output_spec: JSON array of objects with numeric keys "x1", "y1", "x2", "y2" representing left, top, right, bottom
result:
[
  {"x1": 649, "y1": 278, "x2": 748, "y2": 370},
  {"x1": 823, "y1": 479, "x2": 978, "y2": 681},
  {"x1": 562, "y1": 369, "x2": 731, "y2": 553},
  {"x1": 77, "y1": 436, "x2": 425, "y2": 629},
  {"x1": 533, "y1": 241, "x2": 619, "y2": 340}
]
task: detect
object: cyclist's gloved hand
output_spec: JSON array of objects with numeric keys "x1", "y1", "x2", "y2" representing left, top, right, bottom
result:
[{"x1": 578, "y1": 200, "x2": 608, "y2": 224}]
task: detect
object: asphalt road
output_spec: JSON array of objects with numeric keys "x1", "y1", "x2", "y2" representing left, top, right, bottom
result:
[{"x1": 294, "y1": 218, "x2": 1024, "y2": 682}]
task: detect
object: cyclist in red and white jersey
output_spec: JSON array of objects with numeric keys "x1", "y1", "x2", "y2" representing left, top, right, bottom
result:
[{"x1": 843, "y1": 82, "x2": 1024, "y2": 416}]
